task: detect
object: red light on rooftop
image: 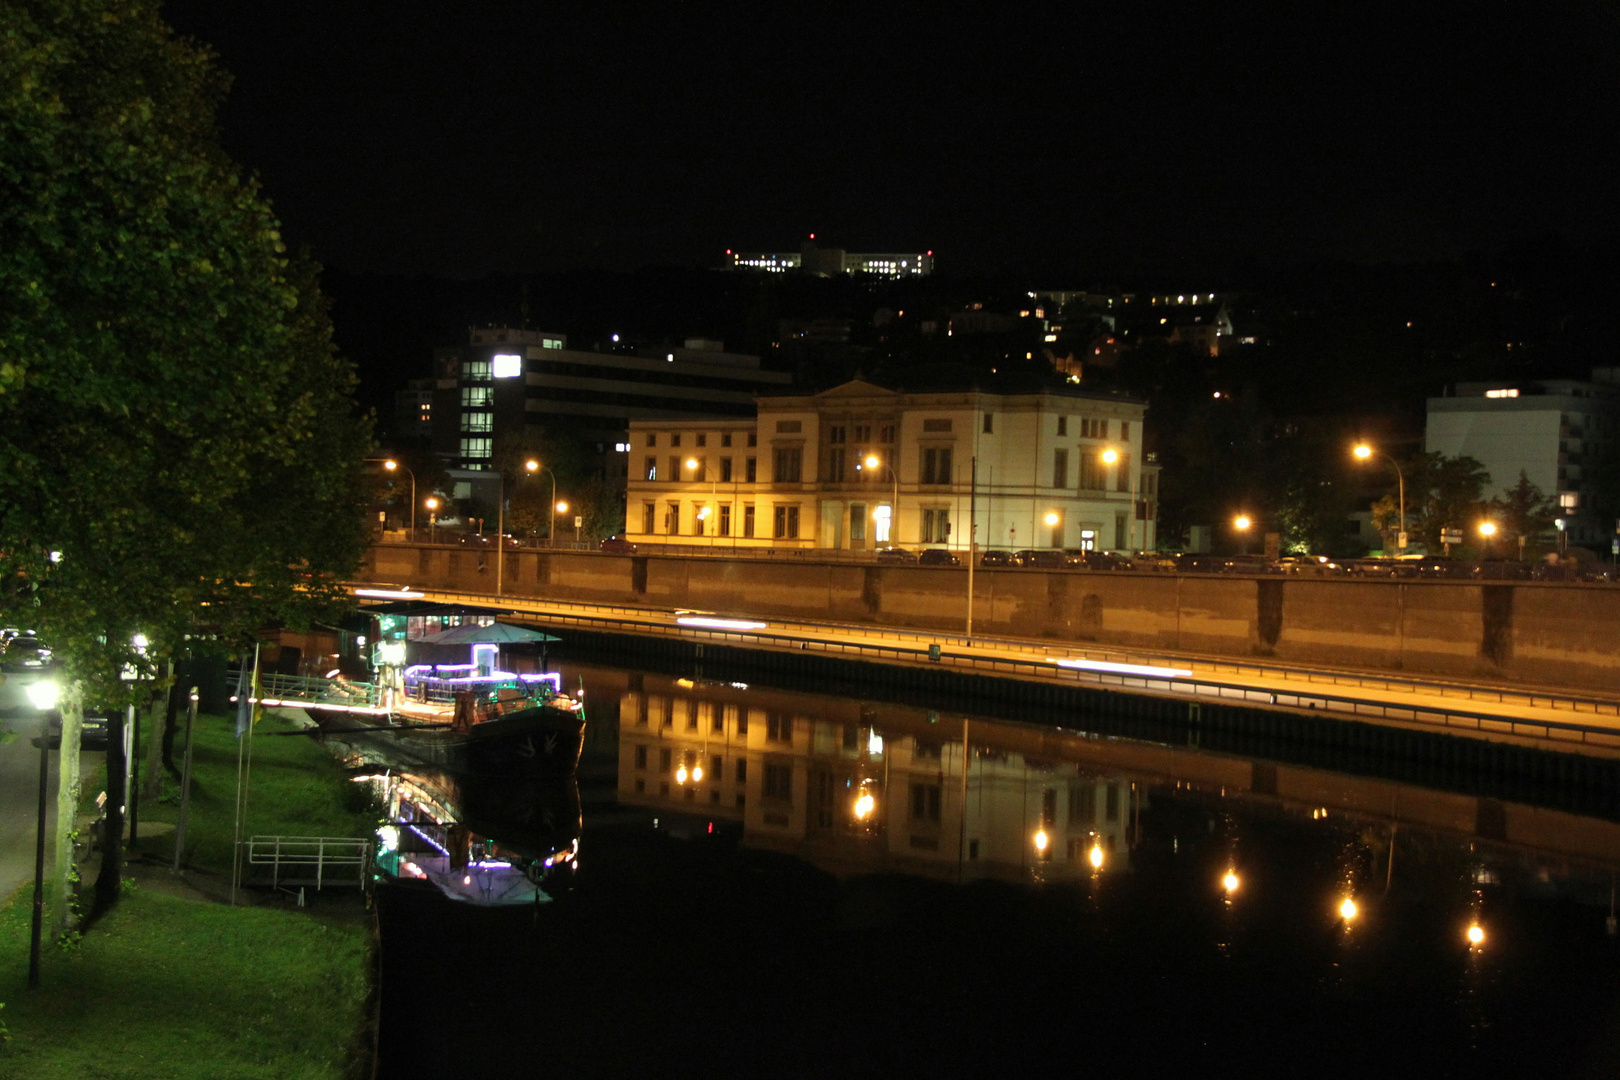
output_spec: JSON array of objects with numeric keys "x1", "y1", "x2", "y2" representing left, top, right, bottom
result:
[{"x1": 809, "y1": 232, "x2": 816, "y2": 240}]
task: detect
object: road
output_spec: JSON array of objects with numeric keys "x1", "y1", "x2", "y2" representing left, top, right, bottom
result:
[{"x1": 380, "y1": 586, "x2": 1620, "y2": 757}]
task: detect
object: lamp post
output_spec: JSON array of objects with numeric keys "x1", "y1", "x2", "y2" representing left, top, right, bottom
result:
[
  {"x1": 379, "y1": 459, "x2": 417, "y2": 536},
  {"x1": 862, "y1": 454, "x2": 899, "y2": 546},
  {"x1": 425, "y1": 497, "x2": 440, "y2": 544},
  {"x1": 1234, "y1": 513, "x2": 1252, "y2": 555},
  {"x1": 1353, "y1": 444, "x2": 1407, "y2": 551},
  {"x1": 1101, "y1": 446, "x2": 1137, "y2": 554},
  {"x1": 497, "y1": 459, "x2": 540, "y2": 592},
  {"x1": 685, "y1": 457, "x2": 720, "y2": 545},
  {"x1": 1479, "y1": 520, "x2": 1497, "y2": 559},
  {"x1": 26, "y1": 678, "x2": 59, "y2": 988}
]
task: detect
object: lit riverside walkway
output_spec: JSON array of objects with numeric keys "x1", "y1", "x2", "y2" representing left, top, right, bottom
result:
[{"x1": 354, "y1": 584, "x2": 1620, "y2": 758}]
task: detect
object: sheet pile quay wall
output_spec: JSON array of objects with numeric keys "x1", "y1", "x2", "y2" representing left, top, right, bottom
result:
[{"x1": 365, "y1": 545, "x2": 1620, "y2": 692}]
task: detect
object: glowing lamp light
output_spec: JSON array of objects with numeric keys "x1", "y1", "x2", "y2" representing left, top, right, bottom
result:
[
  {"x1": 1479, "y1": 522, "x2": 1498, "y2": 537},
  {"x1": 864, "y1": 455, "x2": 880, "y2": 469},
  {"x1": 525, "y1": 459, "x2": 540, "y2": 473},
  {"x1": 853, "y1": 792, "x2": 876, "y2": 819},
  {"x1": 1352, "y1": 444, "x2": 1373, "y2": 460},
  {"x1": 1340, "y1": 897, "x2": 1359, "y2": 922},
  {"x1": 1089, "y1": 844, "x2": 1105, "y2": 870},
  {"x1": 675, "y1": 764, "x2": 689, "y2": 784},
  {"x1": 1467, "y1": 923, "x2": 1485, "y2": 947},
  {"x1": 384, "y1": 459, "x2": 399, "y2": 471},
  {"x1": 1044, "y1": 512, "x2": 1060, "y2": 526},
  {"x1": 556, "y1": 501, "x2": 569, "y2": 513},
  {"x1": 25, "y1": 680, "x2": 59, "y2": 711},
  {"x1": 1223, "y1": 871, "x2": 1241, "y2": 893},
  {"x1": 1034, "y1": 829, "x2": 1050, "y2": 852},
  {"x1": 686, "y1": 458, "x2": 699, "y2": 470},
  {"x1": 1100, "y1": 448, "x2": 1120, "y2": 465},
  {"x1": 1234, "y1": 515, "x2": 1252, "y2": 531},
  {"x1": 692, "y1": 765, "x2": 703, "y2": 782}
]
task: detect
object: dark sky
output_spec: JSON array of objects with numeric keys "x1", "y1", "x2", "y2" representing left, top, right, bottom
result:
[{"x1": 163, "y1": 1, "x2": 1620, "y2": 280}]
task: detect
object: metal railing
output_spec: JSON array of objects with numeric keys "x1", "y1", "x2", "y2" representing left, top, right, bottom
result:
[
  {"x1": 252, "y1": 672, "x2": 383, "y2": 709},
  {"x1": 242, "y1": 836, "x2": 370, "y2": 891}
]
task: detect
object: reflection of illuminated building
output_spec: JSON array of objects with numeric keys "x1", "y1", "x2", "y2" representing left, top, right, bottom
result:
[{"x1": 614, "y1": 675, "x2": 1135, "y2": 882}]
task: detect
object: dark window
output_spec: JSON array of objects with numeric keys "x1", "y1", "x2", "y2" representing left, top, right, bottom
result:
[
  {"x1": 910, "y1": 783, "x2": 941, "y2": 822},
  {"x1": 1105, "y1": 783, "x2": 1120, "y2": 822},
  {"x1": 634, "y1": 745, "x2": 647, "y2": 769},
  {"x1": 774, "y1": 447, "x2": 802, "y2": 482},
  {"x1": 765, "y1": 763, "x2": 792, "y2": 800},
  {"x1": 745, "y1": 457, "x2": 757, "y2": 482},
  {"x1": 1053, "y1": 448, "x2": 1068, "y2": 489},
  {"x1": 826, "y1": 448, "x2": 846, "y2": 482},
  {"x1": 767, "y1": 713, "x2": 793, "y2": 742},
  {"x1": 1041, "y1": 789, "x2": 1057, "y2": 828},
  {"x1": 722, "y1": 432, "x2": 733, "y2": 447},
  {"x1": 712, "y1": 754, "x2": 723, "y2": 779},
  {"x1": 1057, "y1": 416, "x2": 1068, "y2": 436},
  {"x1": 659, "y1": 748, "x2": 672, "y2": 771},
  {"x1": 983, "y1": 413, "x2": 994, "y2": 434},
  {"x1": 736, "y1": 757, "x2": 748, "y2": 781},
  {"x1": 696, "y1": 433, "x2": 706, "y2": 447},
  {"x1": 720, "y1": 457, "x2": 733, "y2": 482},
  {"x1": 744, "y1": 504, "x2": 755, "y2": 537},
  {"x1": 922, "y1": 447, "x2": 952, "y2": 484},
  {"x1": 1070, "y1": 784, "x2": 1096, "y2": 824},
  {"x1": 671, "y1": 433, "x2": 681, "y2": 447},
  {"x1": 773, "y1": 505, "x2": 800, "y2": 538}
]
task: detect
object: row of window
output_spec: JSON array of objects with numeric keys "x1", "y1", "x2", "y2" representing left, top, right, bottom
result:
[
  {"x1": 646, "y1": 430, "x2": 758, "y2": 449},
  {"x1": 630, "y1": 745, "x2": 795, "y2": 800},
  {"x1": 644, "y1": 456, "x2": 756, "y2": 483}
]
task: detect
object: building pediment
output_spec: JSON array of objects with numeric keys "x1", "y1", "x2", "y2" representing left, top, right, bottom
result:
[{"x1": 812, "y1": 378, "x2": 898, "y2": 400}]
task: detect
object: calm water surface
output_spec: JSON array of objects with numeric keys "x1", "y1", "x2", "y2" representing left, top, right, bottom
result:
[{"x1": 368, "y1": 661, "x2": 1620, "y2": 1079}]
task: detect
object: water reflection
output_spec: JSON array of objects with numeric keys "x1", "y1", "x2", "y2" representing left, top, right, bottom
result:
[{"x1": 354, "y1": 763, "x2": 581, "y2": 905}]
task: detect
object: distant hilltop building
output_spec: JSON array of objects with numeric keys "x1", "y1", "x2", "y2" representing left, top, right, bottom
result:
[{"x1": 726, "y1": 238, "x2": 934, "y2": 279}]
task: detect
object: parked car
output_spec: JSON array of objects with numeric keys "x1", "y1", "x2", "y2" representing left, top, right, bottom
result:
[
  {"x1": 1274, "y1": 555, "x2": 1343, "y2": 575},
  {"x1": 917, "y1": 548, "x2": 960, "y2": 566},
  {"x1": 1063, "y1": 549, "x2": 1122, "y2": 570},
  {"x1": 875, "y1": 546, "x2": 917, "y2": 564},
  {"x1": 1126, "y1": 553, "x2": 1177, "y2": 572},
  {"x1": 1014, "y1": 549, "x2": 1066, "y2": 568},
  {"x1": 978, "y1": 550, "x2": 1017, "y2": 568},
  {"x1": 599, "y1": 536, "x2": 638, "y2": 554}
]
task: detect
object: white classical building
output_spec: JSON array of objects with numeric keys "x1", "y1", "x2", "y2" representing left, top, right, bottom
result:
[{"x1": 622, "y1": 378, "x2": 1157, "y2": 554}]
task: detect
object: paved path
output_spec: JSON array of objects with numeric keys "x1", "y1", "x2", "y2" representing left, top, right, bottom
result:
[{"x1": 0, "y1": 722, "x2": 97, "y2": 903}]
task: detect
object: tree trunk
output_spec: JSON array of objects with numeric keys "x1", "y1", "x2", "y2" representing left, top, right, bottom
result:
[
  {"x1": 52, "y1": 685, "x2": 83, "y2": 940},
  {"x1": 145, "y1": 662, "x2": 172, "y2": 798},
  {"x1": 161, "y1": 668, "x2": 181, "y2": 779},
  {"x1": 94, "y1": 706, "x2": 126, "y2": 912}
]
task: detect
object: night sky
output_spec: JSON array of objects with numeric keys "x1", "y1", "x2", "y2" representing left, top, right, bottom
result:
[{"x1": 161, "y1": 1, "x2": 1620, "y2": 282}]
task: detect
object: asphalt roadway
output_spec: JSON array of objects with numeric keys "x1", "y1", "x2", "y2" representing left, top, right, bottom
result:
[{"x1": 0, "y1": 720, "x2": 100, "y2": 905}]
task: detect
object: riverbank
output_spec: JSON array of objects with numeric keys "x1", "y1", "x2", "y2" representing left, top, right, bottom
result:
[{"x1": 0, "y1": 709, "x2": 377, "y2": 1079}]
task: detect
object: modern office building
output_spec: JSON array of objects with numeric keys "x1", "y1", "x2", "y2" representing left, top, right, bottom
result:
[
  {"x1": 1425, "y1": 370, "x2": 1620, "y2": 548},
  {"x1": 622, "y1": 376, "x2": 1156, "y2": 553},
  {"x1": 726, "y1": 239, "x2": 934, "y2": 279},
  {"x1": 430, "y1": 327, "x2": 794, "y2": 473}
]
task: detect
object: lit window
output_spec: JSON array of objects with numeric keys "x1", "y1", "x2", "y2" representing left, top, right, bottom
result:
[
  {"x1": 1485, "y1": 388, "x2": 1520, "y2": 398},
  {"x1": 459, "y1": 437, "x2": 492, "y2": 459},
  {"x1": 492, "y1": 353, "x2": 522, "y2": 378}
]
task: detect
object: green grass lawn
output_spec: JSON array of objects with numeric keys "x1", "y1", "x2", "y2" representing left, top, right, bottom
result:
[
  {"x1": 0, "y1": 886, "x2": 370, "y2": 1079},
  {"x1": 131, "y1": 709, "x2": 379, "y2": 873},
  {"x1": 0, "y1": 708, "x2": 378, "y2": 1079}
]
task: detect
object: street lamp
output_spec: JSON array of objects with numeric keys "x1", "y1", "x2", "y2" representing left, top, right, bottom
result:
[
  {"x1": 1479, "y1": 520, "x2": 1497, "y2": 559},
  {"x1": 861, "y1": 454, "x2": 899, "y2": 545},
  {"x1": 425, "y1": 497, "x2": 440, "y2": 543},
  {"x1": 1234, "y1": 514, "x2": 1252, "y2": 555},
  {"x1": 1352, "y1": 444, "x2": 1407, "y2": 551},
  {"x1": 685, "y1": 457, "x2": 720, "y2": 545},
  {"x1": 1101, "y1": 446, "x2": 1139, "y2": 554},
  {"x1": 381, "y1": 459, "x2": 417, "y2": 536},
  {"x1": 496, "y1": 459, "x2": 541, "y2": 595}
]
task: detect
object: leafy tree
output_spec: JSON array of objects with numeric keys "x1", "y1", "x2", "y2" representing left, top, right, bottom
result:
[
  {"x1": 1489, "y1": 470, "x2": 1558, "y2": 559},
  {"x1": 0, "y1": 0, "x2": 369, "y2": 924}
]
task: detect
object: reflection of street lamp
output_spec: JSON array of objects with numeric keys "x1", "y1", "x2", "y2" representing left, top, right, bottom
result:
[
  {"x1": 373, "y1": 458, "x2": 417, "y2": 535},
  {"x1": 1100, "y1": 446, "x2": 1139, "y2": 553},
  {"x1": 425, "y1": 497, "x2": 440, "y2": 543},
  {"x1": 861, "y1": 454, "x2": 898, "y2": 545},
  {"x1": 25, "y1": 678, "x2": 58, "y2": 988},
  {"x1": 1353, "y1": 444, "x2": 1407, "y2": 551}
]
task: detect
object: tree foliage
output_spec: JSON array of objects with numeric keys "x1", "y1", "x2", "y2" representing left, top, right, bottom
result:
[{"x1": 0, "y1": 0, "x2": 369, "y2": 702}]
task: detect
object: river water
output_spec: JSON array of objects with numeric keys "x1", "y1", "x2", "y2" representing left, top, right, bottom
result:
[{"x1": 366, "y1": 659, "x2": 1620, "y2": 1079}]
